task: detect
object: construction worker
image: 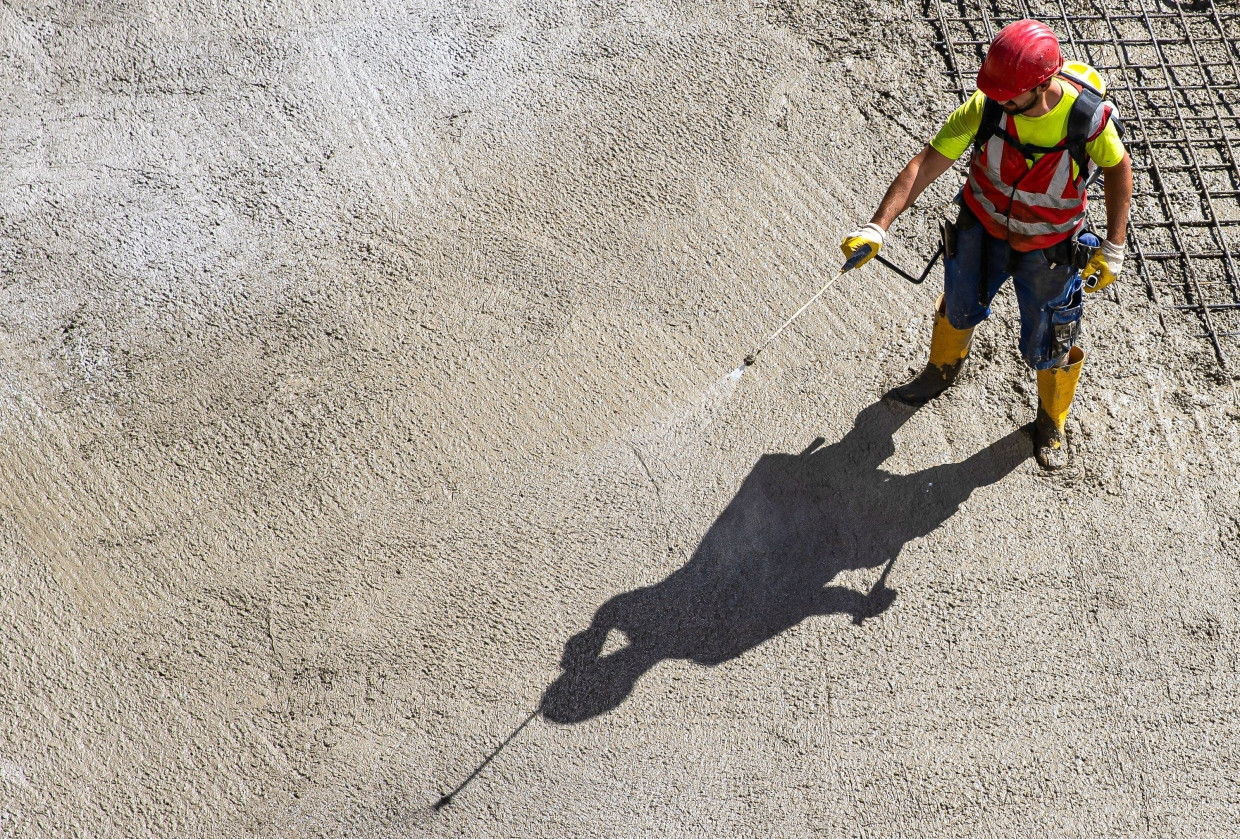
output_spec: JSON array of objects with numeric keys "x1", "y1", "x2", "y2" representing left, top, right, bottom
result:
[{"x1": 841, "y1": 19, "x2": 1132, "y2": 470}]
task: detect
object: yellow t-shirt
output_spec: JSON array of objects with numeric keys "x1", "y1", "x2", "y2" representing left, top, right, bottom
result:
[{"x1": 931, "y1": 82, "x2": 1126, "y2": 177}]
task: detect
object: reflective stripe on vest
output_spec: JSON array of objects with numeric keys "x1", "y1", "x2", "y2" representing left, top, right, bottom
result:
[
  {"x1": 978, "y1": 131, "x2": 1081, "y2": 211},
  {"x1": 967, "y1": 179, "x2": 1081, "y2": 239}
]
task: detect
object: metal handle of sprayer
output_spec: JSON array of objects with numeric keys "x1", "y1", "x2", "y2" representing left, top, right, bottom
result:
[
  {"x1": 844, "y1": 242, "x2": 942, "y2": 285},
  {"x1": 872, "y1": 245, "x2": 942, "y2": 285}
]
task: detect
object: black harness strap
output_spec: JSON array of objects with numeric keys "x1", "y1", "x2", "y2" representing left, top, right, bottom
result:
[{"x1": 1064, "y1": 85, "x2": 1103, "y2": 178}]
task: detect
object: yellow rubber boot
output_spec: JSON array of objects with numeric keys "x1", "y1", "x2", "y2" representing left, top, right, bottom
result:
[
  {"x1": 1034, "y1": 345, "x2": 1085, "y2": 470},
  {"x1": 888, "y1": 294, "x2": 975, "y2": 406}
]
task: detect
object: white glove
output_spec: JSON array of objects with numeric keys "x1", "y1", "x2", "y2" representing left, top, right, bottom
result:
[{"x1": 1083, "y1": 239, "x2": 1124, "y2": 292}]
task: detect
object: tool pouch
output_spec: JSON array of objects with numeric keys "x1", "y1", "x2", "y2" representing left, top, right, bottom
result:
[
  {"x1": 1047, "y1": 278, "x2": 1084, "y2": 360},
  {"x1": 1042, "y1": 239, "x2": 1072, "y2": 269},
  {"x1": 1040, "y1": 230, "x2": 1100, "y2": 270},
  {"x1": 1071, "y1": 230, "x2": 1102, "y2": 270},
  {"x1": 940, "y1": 218, "x2": 957, "y2": 261},
  {"x1": 954, "y1": 200, "x2": 979, "y2": 231}
]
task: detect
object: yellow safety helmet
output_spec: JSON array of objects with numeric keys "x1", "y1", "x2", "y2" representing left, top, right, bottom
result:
[{"x1": 1061, "y1": 60, "x2": 1106, "y2": 96}]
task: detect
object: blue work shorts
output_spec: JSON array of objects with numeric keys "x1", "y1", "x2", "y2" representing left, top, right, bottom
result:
[{"x1": 942, "y1": 210, "x2": 1084, "y2": 370}]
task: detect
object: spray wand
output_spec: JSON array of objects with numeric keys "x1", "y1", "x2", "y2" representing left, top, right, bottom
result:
[{"x1": 737, "y1": 244, "x2": 874, "y2": 373}]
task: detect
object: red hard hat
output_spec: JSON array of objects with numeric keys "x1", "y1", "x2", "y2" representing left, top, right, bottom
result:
[{"x1": 976, "y1": 19, "x2": 1064, "y2": 101}]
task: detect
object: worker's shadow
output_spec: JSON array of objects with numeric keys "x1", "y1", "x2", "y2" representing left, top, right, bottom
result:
[{"x1": 540, "y1": 398, "x2": 1030, "y2": 724}]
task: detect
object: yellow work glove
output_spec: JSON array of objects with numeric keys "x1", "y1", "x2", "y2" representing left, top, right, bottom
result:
[
  {"x1": 1082, "y1": 239, "x2": 1124, "y2": 293},
  {"x1": 840, "y1": 223, "x2": 886, "y2": 268}
]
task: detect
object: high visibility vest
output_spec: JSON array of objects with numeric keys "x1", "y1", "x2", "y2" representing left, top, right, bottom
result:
[{"x1": 963, "y1": 81, "x2": 1114, "y2": 252}]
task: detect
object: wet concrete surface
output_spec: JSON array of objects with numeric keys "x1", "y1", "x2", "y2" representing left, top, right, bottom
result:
[{"x1": 2, "y1": 2, "x2": 1239, "y2": 836}]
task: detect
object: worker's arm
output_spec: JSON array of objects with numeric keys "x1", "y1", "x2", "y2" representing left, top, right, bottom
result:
[
  {"x1": 870, "y1": 144, "x2": 957, "y2": 230},
  {"x1": 1101, "y1": 152, "x2": 1132, "y2": 246},
  {"x1": 840, "y1": 144, "x2": 956, "y2": 267},
  {"x1": 1082, "y1": 151, "x2": 1133, "y2": 292}
]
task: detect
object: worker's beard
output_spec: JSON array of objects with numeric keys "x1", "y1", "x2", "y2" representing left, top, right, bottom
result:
[{"x1": 1002, "y1": 93, "x2": 1043, "y2": 115}]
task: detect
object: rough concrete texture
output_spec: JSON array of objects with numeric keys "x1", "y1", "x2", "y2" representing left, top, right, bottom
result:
[{"x1": 2, "y1": 1, "x2": 1239, "y2": 837}]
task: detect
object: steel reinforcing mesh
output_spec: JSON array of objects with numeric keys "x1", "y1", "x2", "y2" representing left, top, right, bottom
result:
[{"x1": 922, "y1": 0, "x2": 1240, "y2": 373}]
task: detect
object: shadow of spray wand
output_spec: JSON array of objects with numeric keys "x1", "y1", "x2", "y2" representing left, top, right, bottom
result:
[
  {"x1": 853, "y1": 553, "x2": 899, "y2": 626},
  {"x1": 433, "y1": 707, "x2": 541, "y2": 811}
]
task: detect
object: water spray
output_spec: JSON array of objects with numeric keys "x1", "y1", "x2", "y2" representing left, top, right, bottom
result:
[{"x1": 733, "y1": 244, "x2": 874, "y2": 379}]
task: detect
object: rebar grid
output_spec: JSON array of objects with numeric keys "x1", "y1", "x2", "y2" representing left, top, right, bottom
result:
[{"x1": 921, "y1": 0, "x2": 1240, "y2": 371}]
